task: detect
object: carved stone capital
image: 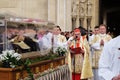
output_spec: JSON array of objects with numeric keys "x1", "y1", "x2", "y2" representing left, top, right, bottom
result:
[
  {"x1": 80, "y1": 0, "x2": 87, "y2": 3},
  {"x1": 72, "y1": 16, "x2": 77, "y2": 21}
]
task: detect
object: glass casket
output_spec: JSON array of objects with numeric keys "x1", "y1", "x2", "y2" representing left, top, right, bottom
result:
[{"x1": 0, "y1": 16, "x2": 69, "y2": 80}]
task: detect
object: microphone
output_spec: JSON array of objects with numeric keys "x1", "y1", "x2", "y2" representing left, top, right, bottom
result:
[
  {"x1": 68, "y1": 36, "x2": 78, "y2": 42},
  {"x1": 75, "y1": 36, "x2": 78, "y2": 40},
  {"x1": 75, "y1": 36, "x2": 78, "y2": 39}
]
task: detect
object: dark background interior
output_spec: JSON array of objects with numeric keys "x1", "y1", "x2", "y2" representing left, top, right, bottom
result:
[{"x1": 99, "y1": 0, "x2": 120, "y2": 37}]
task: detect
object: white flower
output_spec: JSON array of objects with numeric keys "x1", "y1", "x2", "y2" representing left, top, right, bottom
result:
[
  {"x1": 0, "y1": 50, "x2": 22, "y2": 68},
  {"x1": 55, "y1": 47, "x2": 67, "y2": 55},
  {"x1": 14, "y1": 53, "x2": 21, "y2": 60},
  {"x1": 9, "y1": 62, "x2": 16, "y2": 68},
  {"x1": 0, "y1": 54, "x2": 6, "y2": 61},
  {"x1": 0, "y1": 54, "x2": 3, "y2": 61},
  {"x1": 10, "y1": 64, "x2": 15, "y2": 68}
]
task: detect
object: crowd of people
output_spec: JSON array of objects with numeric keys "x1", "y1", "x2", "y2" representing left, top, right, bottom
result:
[{"x1": 0, "y1": 23, "x2": 120, "y2": 80}]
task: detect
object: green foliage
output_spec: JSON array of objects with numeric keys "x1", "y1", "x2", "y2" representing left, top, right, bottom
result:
[
  {"x1": 23, "y1": 58, "x2": 33, "y2": 80},
  {"x1": 29, "y1": 53, "x2": 59, "y2": 64}
]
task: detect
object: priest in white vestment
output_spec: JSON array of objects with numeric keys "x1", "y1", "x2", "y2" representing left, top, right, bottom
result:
[
  {"x1": 52, "y1": 26, "x2": 72, "y2": 77},
  {"x1": 90, "y1": 24, "x2": 112, "y2": 80},
  {"x1": 68, "y1": 28, "x2": 93, "y2": 80},
  {"x1": 38, "y1": 25, "x2": 68, "y2": 53},
  {"x1": 99, "y1": 35, "x2": 120, "y2": 80},
  {"x1": 89, "y1": 26, "x2": 99, "y2": 62},
  {"x1": 52, "y1": 25, "x2": 67, "y2": 52}
]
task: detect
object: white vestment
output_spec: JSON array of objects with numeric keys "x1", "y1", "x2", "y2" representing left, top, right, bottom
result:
[
  {"x1": 90, "y1": 34, "x2": 112, "y2": 68},
  {"x1": 89, "y1": 34, "x2": 96, "y2": 61},
  {"x1": 38, "y1": 32, "x2": 52, "y2": 54},
  {"x1": 90, "y1": 34, "x2": 112, "y2": 80},
  {"x1": 39, "y1": 33, "x2": 67, "y2": 53},
  {"x1": 53, "y1": 34, "x2": 67, "y2": 52},
  {"x1": 89, "y1": 34, "x2": 95, "y2": 43},
  {"x1": 99, "y1": 36, "x2": 120, "y2": 80},
  {"x1": 91, "y1": 34, "x2": 112, "y2": 51}
]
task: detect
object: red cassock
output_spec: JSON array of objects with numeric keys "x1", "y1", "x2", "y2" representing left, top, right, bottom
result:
[
  {"x1": 72, "y1": 73, "x2": 81, "y2": 80},
  {"x1": 71, "y1": 48, "x2": 83, "y2": 80},
  {"x1": 69, "y1": 39, "x2": 85, "y2": 80}
]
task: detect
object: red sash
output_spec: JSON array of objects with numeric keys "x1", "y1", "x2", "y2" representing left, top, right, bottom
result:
[{"x1": 70, "y1": 38, "x2": 84, "y2": 55}]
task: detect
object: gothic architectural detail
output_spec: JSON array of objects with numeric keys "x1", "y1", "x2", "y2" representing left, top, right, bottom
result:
[
  {"x1": 86, "y1": 0, "x2": 92, "y2": 17},
  {"x1": 80, "y1": 0, "x2": 87, "y2": 3},
  {"x1": 72, "y1": 0, "x2": 94, "y2": 30},
  {"x1": 79, "y1": 3, "x2": 85, "y2": 17}
]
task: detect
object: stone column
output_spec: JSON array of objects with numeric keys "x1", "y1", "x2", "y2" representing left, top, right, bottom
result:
[
  {"x1": 57, "y1": 0, "x2": 65, "y2": 31},
  {"x1": 66, "y1": 0, "x2": 72, "y2": 31},
  {"x1": 64, "y1": 0, "x2": 66, "y2": 31},
  {"x1": 72, "y1": 17, "x2": 76, "y2": 29},
  {"x1": 56, "y1": 0, "x2": 60, "y2": 25},
  {"x1": 56, "y1": 0, "x2": 72, "y2": 31},
  {"x1": 79, "y1": 18, "x2": 84, "y2": 27},
  {"x1": 76, "y1": 15, "x2": 80, "y2": 27},
  {"x1": 48, "y1": 0, "x2": 57, "y2": 23},
  {"x1": 91, "y1": 0, "x2": 99, "y2": 30}
]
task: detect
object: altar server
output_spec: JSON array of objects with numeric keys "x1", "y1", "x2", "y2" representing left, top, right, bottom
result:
[{"x1": 99, "y1": 35, "x2": 120, "y2": 80}]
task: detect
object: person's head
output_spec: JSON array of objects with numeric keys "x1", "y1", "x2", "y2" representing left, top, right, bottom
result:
[
  {"x1": 94, "y1": 26, "x2": 99, "y2": 35},
  {"x1": 53, "y1": 25, "x2": 61, "y2": 35},
  {"x1": 18, "y1": 24, "x2": 25, "y2": 36},
  {"x1": 99, "y1": 24, "x2": 107, "y2": 34},
  {"x1": 36, "y1": 25, "x2": 47, "y2": 35},
  {"x1": 37, "y1": 28, "x2": 45, "y2": 35},
  {"x1": 73, "y1": 28, "x2": 81, "y2": 39}
]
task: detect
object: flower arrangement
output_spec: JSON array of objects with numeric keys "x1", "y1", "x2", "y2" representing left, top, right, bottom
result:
[
  {"x1": 0, "y1": 50, "x2": 22, "y2": 68},
  {"x1": 0, "y1": 49, "x2": 65, "y2": 79},
  {"x1": 55, "y1": 47, "x2": 67, "y2": 56}
]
